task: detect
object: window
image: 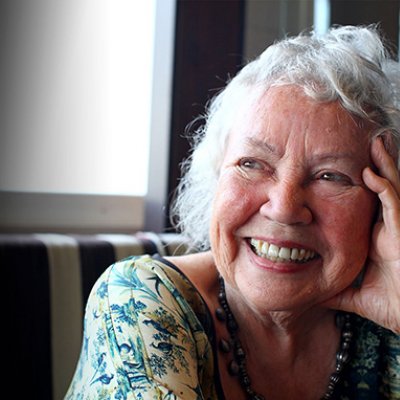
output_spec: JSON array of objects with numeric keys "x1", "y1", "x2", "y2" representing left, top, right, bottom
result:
[
  {"x1": 0, "y1": 0, "x2": 176, "y2": 232},
  {"x1": 314, "y1": 0, "x2": 331, "y2": 34}
]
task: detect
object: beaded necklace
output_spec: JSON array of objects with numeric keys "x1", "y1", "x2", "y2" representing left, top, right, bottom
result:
[{"x1": 215, "y1": 276, "x2": 353, "y2": 400}]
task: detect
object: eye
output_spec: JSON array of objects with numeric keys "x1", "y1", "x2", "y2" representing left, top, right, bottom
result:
[
  {"x1": 317, "y1": 171, "x2": 351, "y2": 184},
  {"x1": 238, "y1": 158, "x2": 264, "y2": 170}
]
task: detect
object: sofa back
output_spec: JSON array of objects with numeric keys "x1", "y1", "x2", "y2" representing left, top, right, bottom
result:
[{"x1": 1, "y1": 232, "x2": 189, "y2": 400}]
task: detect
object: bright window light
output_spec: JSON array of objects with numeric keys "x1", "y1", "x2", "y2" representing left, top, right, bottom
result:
[
  {"x1": 0, "y1": 0, "x2": 156, "y2": 196},
  {"x1": 314, "y1": 0, "x2": 331, "y2": 35}
]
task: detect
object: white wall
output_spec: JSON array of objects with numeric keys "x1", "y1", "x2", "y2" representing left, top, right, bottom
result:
[{"x1": 0, "y1": 0, "x2": 154, "y2": 196}]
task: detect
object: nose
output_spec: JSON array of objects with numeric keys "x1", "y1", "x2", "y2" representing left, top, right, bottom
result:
[{"x1": 259, "y1": 178, "x2": 312, "y2": 225}]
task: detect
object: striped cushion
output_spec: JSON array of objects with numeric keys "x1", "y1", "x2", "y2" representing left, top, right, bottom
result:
[{"x1": 0, "y1": 232, "x2": 190, "y2": 400}]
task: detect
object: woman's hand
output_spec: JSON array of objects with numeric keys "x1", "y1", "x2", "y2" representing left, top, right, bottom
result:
[{"x1": 325, "y1": 137, "x2": 400, "y2": 334}]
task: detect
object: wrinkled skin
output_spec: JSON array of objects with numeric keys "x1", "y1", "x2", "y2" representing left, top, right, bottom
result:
[{"x1": 210, "y1": 85, "x2": 400, "y2": 333}]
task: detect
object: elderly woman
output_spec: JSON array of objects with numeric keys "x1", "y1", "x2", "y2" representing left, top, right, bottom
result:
[{"x1": 66, "y1": 25, "x2": 400, "y2": 399}]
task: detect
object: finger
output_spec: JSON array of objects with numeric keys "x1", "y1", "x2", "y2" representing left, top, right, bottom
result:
[
  {"x1": 370, "y1": 137, "x2": 400, "y2": 196},
  {"x1": 363, "y1": 166, "x2": 400, "y2": 234}
]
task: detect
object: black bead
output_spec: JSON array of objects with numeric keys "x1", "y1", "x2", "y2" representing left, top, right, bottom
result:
[
  {"x1": 215, "y1": 307, "x2": 226, "y2": 321},
  {"x1": 214, "y1": 277, "x2": 351, "y2": 400},
  {"x1": 343, "y1": 331, "x2": 353, "y2": 339},
  {"x1": 219, "y1": 339, "x2": 231, "y2": 353},
  {"x1": 245, "y1": 387, "x2": 254, "y2": 396},
  {"x1": 227, "y1": 318, "x2": 238, "y2": 332},
  {"x1": 336, "y1": 350, "x2": 350, "y2": 364},
  {"x1": 330, "y1": 372, "x2": 340, "y2": 384},
  {"x1": 235, "y1": 346, "x2": 246, "y2": 359},
  {"x1": 342, "y1": 341, "x2": 350, "y2": 350},
  {"x1": 242, "y1": 375, "x2": 251, "y2": 386}
]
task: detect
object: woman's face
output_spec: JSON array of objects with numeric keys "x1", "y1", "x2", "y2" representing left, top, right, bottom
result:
[{"x1": 210, "y1": 85, "x2": 377, "y2": 314}]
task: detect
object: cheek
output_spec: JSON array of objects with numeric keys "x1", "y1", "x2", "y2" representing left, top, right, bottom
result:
[
  {"x1": 317, "y1": 191, "x2": 376, "y2": 267},
  {"x1": 211, "y1": 174, "x2": 262, "y2": 231},
  {"x1": 210, "y1": 178, "x2": 261, "y2": 266}
]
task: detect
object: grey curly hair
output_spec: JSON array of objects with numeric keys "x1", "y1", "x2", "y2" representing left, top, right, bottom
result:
[{"x1": 171, "y1": 25, "x2": 400, "y2": 251}]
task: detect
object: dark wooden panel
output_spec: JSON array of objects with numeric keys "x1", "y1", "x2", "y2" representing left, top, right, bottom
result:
[
  {"x1": 167, "y1": 0, "x2": 245, "y2": 228},
  {"x1": 331, "y1": 0, "x2": 399, "y2": 52}
]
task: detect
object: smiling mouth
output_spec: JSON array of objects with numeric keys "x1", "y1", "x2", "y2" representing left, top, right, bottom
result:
[{"x1": 249, "y1": 238, "x2": 319, "y2": 263}]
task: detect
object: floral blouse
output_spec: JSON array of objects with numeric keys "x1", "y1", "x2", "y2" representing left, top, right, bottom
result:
[{"x1": 65, "y1": 255, "x2": 400, "y2": 399}]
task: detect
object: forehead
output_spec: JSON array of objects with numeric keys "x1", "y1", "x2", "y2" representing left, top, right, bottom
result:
[{"x1": 228, "y1": 85, "x2": 372, "y2": 158}]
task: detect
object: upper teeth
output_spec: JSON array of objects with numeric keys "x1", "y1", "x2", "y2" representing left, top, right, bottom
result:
[{"x1": 250, "y1": 239, "x2": 316, "y2": 263}]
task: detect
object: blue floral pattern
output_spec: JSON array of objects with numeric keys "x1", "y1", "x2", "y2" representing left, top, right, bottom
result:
[
  {"x1": 65, "y1": 255, "x2": 215, "y2": 399},
  {"x1": 65, "y1": 255, "x2": 399, "y2": 399},
  {"x1": 340, "y1": 316, "x2": 400, "y2": 399}
]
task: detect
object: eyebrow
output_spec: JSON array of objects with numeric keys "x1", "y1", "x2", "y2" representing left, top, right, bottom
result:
[{"x1": 244, "y1": 137, "x2": 275, "y2": 153}]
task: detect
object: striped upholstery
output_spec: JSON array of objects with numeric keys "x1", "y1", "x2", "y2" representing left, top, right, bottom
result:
[{"x1": 1, "y1": 232, "x2": 189, "y2": 400}]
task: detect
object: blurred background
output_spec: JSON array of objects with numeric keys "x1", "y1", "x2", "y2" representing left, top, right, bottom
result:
[{"x1": 0, "y1": 0, "x2": 399, "y2": 234}]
